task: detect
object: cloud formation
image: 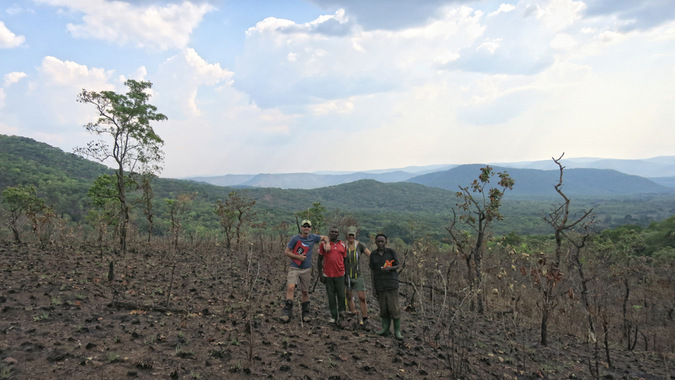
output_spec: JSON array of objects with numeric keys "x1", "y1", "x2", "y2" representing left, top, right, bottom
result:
[
  {"x1": 0, "y1": 21, "x2": 25, "y2": 48},
  {"x1": 1, "y1": 0, "x2": 674, "y2": 178},
  {"x1": 35, "y1": 0, "x2": 215, "y2": 50}
]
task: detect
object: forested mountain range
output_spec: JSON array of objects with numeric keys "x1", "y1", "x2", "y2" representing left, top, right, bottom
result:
[
  {"x1": 407, "y1": 164, "x2": 672, "y2": 198},
  {"x1": 188, "y1": 156, "x2": 675, "y2": 190},
  {"x1": 1, "y1": 134, "x2": 674, "y2": 239}
]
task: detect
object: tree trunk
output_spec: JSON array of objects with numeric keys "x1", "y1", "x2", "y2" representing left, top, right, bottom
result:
[
  {"x1": 473, "y1": 226, "x2": 485, "y2": 314},
  {"x1": 541, "y1": 302, "x2": 549, "y2": 346},
  {"x1": 117, "y1": 167, "x2": 128, "y2": 256},
  {"x1": 11, "y1": 225, "x2": 21, "y2": 243}
]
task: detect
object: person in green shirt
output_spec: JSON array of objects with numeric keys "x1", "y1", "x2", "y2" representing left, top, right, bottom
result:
[{"x1": 344, "y1": 226, "x2": 372, "y2": 326}]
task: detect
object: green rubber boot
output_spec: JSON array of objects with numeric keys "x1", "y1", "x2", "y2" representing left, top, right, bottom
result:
[
  {"x1": 376, "y1": 318, "x2": 391, "y2": 336},
  {"x1": 393, "y1": 318, "x2": 403, "y2": 340}
]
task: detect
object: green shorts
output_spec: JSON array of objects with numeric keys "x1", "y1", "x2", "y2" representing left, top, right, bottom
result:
[{"x1": 346, "y1": 276, "x2": 365, "y2": 292}]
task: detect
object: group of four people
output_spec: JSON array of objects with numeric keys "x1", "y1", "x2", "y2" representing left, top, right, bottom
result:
[{"x1": 281, "y1": 219, "x2": 403, "y2": 340}]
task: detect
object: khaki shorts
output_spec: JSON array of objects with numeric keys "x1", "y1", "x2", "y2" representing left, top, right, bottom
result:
[
  {"x1": 286, "y1": 267, "x2": 312, "y2": 292},
  {"x1": 346, "y1": 276, "x2": 365, "y2": 292}
]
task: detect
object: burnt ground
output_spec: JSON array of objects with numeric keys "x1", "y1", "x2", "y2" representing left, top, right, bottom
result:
[{"x1": 0, "y1": 242, "x2": 672, "y2": 379}]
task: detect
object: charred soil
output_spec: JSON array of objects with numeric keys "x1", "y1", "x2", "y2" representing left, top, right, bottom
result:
[{"x1": 0, "y1": 242, "x2": 672, "y2": 379}]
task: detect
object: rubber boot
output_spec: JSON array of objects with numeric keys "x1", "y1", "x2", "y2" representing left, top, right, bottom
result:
[
  {"x1": 301, "y1": 301, "x2": 311, "y2": 322},
  {"x1": 280, "y1": 299, "x2": 293, "y2": 322},
  {"x1": 393, "y1": 318, "x2": 403, "y2": 340},
  {"x1": 376, "y1": 318, "x2": 391, "y2": 336}
]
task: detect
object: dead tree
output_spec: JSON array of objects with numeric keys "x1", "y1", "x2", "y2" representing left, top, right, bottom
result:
[{"x1": 541, "y1": 153, "x2": 595, "y2": 354}]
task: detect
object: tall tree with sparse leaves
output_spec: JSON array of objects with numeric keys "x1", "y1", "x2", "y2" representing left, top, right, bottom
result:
[
  {"x1": 75, "y1": 79, "x2": 167, "y2": 256},
  {"x1": 446, "y1": 166, "x2": 514, "y2": 314}
]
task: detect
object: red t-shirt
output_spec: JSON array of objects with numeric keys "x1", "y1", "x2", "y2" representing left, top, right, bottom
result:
[{"x1": 319, "y1": 240, "x2": 347, "y2": 277}]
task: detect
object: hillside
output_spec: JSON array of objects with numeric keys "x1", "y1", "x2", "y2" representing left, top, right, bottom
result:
[
  {"x1": 1, "y1": 134, "x2": 674, "y2": 238},
  {"x1": 0, "y1": 134, "x2": 111, "y2": 221}
]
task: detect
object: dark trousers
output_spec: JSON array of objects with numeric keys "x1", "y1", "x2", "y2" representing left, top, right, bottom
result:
[{"x1": 325, "y1": 276, "x2": 346, "y2": 319}]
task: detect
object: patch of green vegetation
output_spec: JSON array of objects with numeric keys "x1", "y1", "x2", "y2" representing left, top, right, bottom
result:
[
  {"x1": 175, "y1": 345, "x2": 195, "y2": 358},
  {"x1": 0, "y1": 363, "x2": 12, "y2": 379}
]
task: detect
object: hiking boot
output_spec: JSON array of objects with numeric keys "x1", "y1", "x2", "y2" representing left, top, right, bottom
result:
[
  {"x1": 361, "y1": 317, "x2": 371, "y2": 332},
  {"x1": 328, "y1": 318, "x2": 336, "y2": 324},
  {"x1": 280, "y1": 300, "x2": 293, "y2": 323},
  {"x1": 393, "y1": 318, "x2": 403, "y2": 340},
  {"x1": 301, "y1": 301, "x2": 311, "y2": 322},
  {"x1": 376, "y1": 318, "x2": 391, "y2": 336}
]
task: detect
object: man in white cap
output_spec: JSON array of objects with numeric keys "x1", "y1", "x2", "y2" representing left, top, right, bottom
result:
[{"x1": 281, "y1": 219, "x2": 329, "y2": 323}]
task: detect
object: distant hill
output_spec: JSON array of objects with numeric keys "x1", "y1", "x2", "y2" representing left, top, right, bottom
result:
[
  {"x1": 188, "y1": 171, "x2": 420, "y2": 189},
  {"x1": 407, "y1": 164, "x2": 673, "y2": 198},
  {"x1": 494, "y1": 156, "x2": 675, "y2": 178},
  {"x1": 188, "y1": 174, "x2": 257, "y2": 187},
  {"x1": 188, "y1": 157, "x2": 675, "y2": 190}
]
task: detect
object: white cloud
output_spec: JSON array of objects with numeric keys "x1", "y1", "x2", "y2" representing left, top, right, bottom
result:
[
  {"x1": 534, "y1": 0, "x2": 586, "y2": 31},
  {"x1": 489, "y1": 3, "x2": 516, "y2": 17},
  {"x1": 3, "y1": 72, "x2": 28, "y2": 87},
  {"x1": 155, "y1": 48, "x2": 233, "y2": 117},
  {"x1": 35, "y1": 0, "x2": 214, "y2": 50},
  {"x1": 236, "y1": 6, "x2": 485, "y2": 108},
  {"x1": 0, "y1": 21, "x2": 26, "y2": 48},
  {"x1": 550, "y1": 33, "x2": 577, "y2": 50},
  {"x1": 246, "y1": 9, "x2": 350, "y2": 37},
  {"x1": 32, "y1": 56, "x2": 116, "y2": 133},
  {"x1": 310, "y1": 99, "x2": 355, "y2": 115},
  {"x1": 476, "y1": 38, "x2": 501, "y2": 54},
  {"x1": 38, "y1": 56, "x2": 113, "y2": 89}
]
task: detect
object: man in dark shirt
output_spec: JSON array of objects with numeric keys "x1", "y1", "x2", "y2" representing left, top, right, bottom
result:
[{"x1": 369, "y1": 233, "x2": 403, "y2": 340}]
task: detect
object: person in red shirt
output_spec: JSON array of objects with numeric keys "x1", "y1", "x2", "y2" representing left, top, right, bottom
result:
[{"x1": 318, "y1": 226, "x2": 347, "y2": 323}]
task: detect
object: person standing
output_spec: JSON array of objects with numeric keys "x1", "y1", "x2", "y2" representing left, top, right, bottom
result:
[
  {"x1": 369, "y1": 233, "x2": 403, "y2": 340},
  {"x1": 318, "y1": 226, "x2": 347, "y2": 323},
  {"x1": 281, "y1": 219, "x2": 329, "y2": 323},
  {"x1": 344, "y1": 226, "x2": 372, "y2": 326}
]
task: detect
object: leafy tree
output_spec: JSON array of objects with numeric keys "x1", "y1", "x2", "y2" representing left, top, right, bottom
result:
[
  {"x1": 166, "y1": 192, "x2": 197, "y2": 250},
  {"x1": 1, "y1": 184, "x2": 47, "y2": 243},
  {"x1": 215, "y1": 199, "x2": 236, "y2": 249},
  {"x1": 446, "y1": 166, "x2": 514, "y2": 313},
  {"x1": 215, "y1": 191, "x2": 256, "y2": 250},
  {"x1": 295, "y1": 202, "x2": 326, "y2": 234},
  {"x1": 75, "y1": 79, "x2": 167, "y2": 255}
]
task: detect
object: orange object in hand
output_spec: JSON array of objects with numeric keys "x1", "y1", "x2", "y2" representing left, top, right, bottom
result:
[{"x1": 382, "y1": 260, "x2": 394, "y2": 268}]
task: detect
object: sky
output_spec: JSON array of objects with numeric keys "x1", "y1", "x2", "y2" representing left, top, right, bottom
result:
[{"x1": 1, "y1": 0, "x2": 674, "y2": 178}]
